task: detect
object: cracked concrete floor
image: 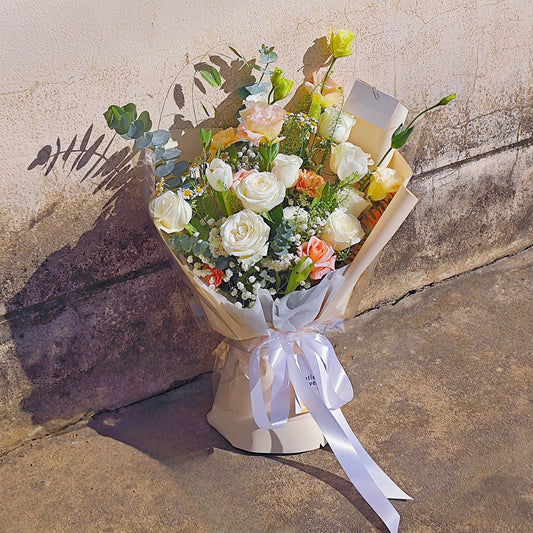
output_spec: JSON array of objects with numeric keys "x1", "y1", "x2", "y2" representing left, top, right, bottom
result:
[{"x1": 0, "y1": 248, "x2": 531, "y2": 533}]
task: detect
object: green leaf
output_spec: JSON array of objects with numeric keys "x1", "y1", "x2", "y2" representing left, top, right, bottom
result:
[
  {"x1": 115, "y1": 112, "x2": 133, "y2": 135},
  {"x1": 200, "y1": 102, "x2": 210, "y2": 117},
  {"x1": 151, "y1": 130, "x2": 171, "y2": 146},
  {"x1": 211, "y1": 67, "x2": 221, "y2": 87},
  {"x1": 123, "y1": 103, "x2": 137, "y2": 121},
  {"x1": 269, "y1": 204, "x2": 283, "y2": 225},
  {"x1": 229, "y1": 45, "x2": 244, "y2": 59},
  {"x1": 285, "y1": 257, "x2": 314, "y2": 295},
  {"x1": 199, "y1": 68, "x2": 221, "y2": 88},
  {"x1": 154, "y1": 145, "x2": 165, "y2": 163},
  {"x1": 391, "y1": 126, "x2": 414, "y2": 149},
  {"x1": 199, "y1": 128, "x2": 213, "y2": 150},
  {"x1": 138, "y1": 110, "x2": 152, "y2": 132},
  {"x1": 103, "y1": 105, "x2": 122, "y2": 129}
]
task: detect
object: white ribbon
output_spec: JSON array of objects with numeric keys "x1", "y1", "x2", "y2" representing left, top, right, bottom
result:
[{"x1": 248, "y1": 329, "x2": 411, "y2": 533}]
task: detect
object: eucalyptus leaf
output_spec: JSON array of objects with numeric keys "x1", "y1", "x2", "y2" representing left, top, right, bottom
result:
[
  {"x1": 151, "y1": 130, "x2": 171, "y2": 146},
  {"x1": 162, "y1": 147, "x2": 181, "y2": 160},
  {"x1": 134, "y1": 132, "x2": 153, "y2": 150},
  {"x1": 155, "y1": 160, "x2": 175, "y2": 177},
  {"x1": 123, "y1": 103, "x2": 137, "y2": 121},
  {"x1": 165, "y1": 176, "x2": 183, "y2": 188},
  {"x1": 154, "y1": 145, "x2": 165, "y2": 163},
  {"x1": 259, "y1": 45, "x2": 277, "y2": 64},
  {"x1": 138, "y1": 110, "x2": 152, "y2": 132},
  {"x1": 173, "y1": 160, "x2": 189, "y2": 176},
  {"x1": 127, "y1": 119, "x2": 145, "y2": 139}
]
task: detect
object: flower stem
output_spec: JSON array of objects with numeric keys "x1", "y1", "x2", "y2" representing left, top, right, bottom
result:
[{"x1": 320, "y1": 58, "x2": 336, "y2": 94}]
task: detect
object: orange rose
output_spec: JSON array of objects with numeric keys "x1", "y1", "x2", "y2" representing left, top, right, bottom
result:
[
  {"x1": 203, "y1": 265, "x2": 224, "y2": 287},
  {"x1": 209, "y1": 128, "x2": 240, "y2": 156},
  {"x1": 296, "y1": 169, "x2": 326, "y2": 197},
  {"x1": 297, "y1": 236, "x2": 336, "y2": 280}
]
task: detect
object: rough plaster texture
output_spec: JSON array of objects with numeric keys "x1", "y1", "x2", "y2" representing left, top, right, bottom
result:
[
  {"x1": 0, "y1": 0, "x2": 532, "y2": 450},
  {"x1": 0, "y1": 249, "x2": 531, "y2": 532}
]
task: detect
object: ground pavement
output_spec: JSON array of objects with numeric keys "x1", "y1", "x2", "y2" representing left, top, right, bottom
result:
[{"x1": 0, "y1": 247, "x2": 531, "y2": 533}]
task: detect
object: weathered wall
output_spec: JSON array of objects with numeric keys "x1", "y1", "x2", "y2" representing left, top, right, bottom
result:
[{"x1": 1, "y1": 0, "x2": 531, "y2": 453}]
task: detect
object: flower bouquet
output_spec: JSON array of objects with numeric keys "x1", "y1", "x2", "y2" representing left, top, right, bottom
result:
[{"x1": 104, "y1": 31, "x2": 455, "y2": 533}]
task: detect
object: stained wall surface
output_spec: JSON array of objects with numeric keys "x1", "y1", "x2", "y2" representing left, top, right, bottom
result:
[{"x1": 1, "y1": 0, "x2": 531, "y2": 452}]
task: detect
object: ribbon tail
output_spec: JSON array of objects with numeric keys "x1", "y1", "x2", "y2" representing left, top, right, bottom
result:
[
  {"x1": 287, "y1": 355, "x2": 401, "y2": 533},
  {"x1": 331, "y1": 409, "x2": 412, "y2": 501}
]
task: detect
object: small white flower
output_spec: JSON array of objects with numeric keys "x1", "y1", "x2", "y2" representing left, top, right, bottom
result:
[
  {"x1": 206, "y1": 158, "x2": 233, "y2": 191},
  {"x1": 318, "y1": 106, "x2": 357, "y2": 144}
]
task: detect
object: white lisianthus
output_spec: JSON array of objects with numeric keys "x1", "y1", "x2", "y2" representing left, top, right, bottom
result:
[
  {"x1": 337, "y1": 188, "x2": 371, "y2": 218},
  {"x1": 318, "y1": 106, "x2": 357, "y2": 144},
  {"x1": 320, "y1": 208, "x2": 365, "y2": 251},
  {"x1": 272, "y1": 153, "x2": 303, "y2": 188},
  {"x1": 234, "y1": 171, "x2": 286, "y2": 212},
  {"x1": 149, "y1": 190, "x2": 192, "y2": 234},
  {"x1": 330, "y1": 142, "x2": 373, "y2": 180},
  {"x1": 206, "y1": 157, "x2": 233, "y2": 191},
  {"x1": 220, "y1": 209, "x2": 270, "y2": 266},
  {"x1": 367, "y1": 167, "x2": 403, "y2": 201}
]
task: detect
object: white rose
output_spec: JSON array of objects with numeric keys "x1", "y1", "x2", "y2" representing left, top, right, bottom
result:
[
  {"x1": 320, "y1": 208, "x2": 365, "y2": 251},
  {"x1": 271, "y1": 153, "x2": 303, "y2": 188},
  {"x1": 220, "y1": 209, "x2": 270, "y2": 266},
  {"x1": 149, "y1": 190, "x2": 192, "y2": 234},
  {"x1": 234, "y1": 171, "x2": 286, "y2": 213},
  {"x1": 206, "y1": 157, "x2": 233, "y2": 191},
  {"x1": 338, "y1": 188, "x2": 371, "y2": 218},
  {"x1": 318, "y1": 106, "x2": 357, "y2": 144},
  {"x1": 330, "y1": 142, "x2": 373, "y2": 180}
]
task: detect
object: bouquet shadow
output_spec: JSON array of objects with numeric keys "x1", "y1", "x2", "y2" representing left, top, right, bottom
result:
[{"x1": 88, "y1": 373, "x2": 390, "y2": 532}]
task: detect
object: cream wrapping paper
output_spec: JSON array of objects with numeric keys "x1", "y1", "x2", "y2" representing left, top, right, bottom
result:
[{"x1": 143, "y1": 147, "x2": 417, "y2": 533}]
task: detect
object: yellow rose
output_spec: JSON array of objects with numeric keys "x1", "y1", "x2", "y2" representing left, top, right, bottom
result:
[
  {"x1": 330, "y1": 30, "x2": 355, "y2": 58},
  {"x1": 367, "y1": 167, "x2": 403, "y2": 202}
]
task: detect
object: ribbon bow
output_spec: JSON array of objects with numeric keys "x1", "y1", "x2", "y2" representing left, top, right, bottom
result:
[{"x1": 248, "y1": 329, "x2": 411, "y2": 533}]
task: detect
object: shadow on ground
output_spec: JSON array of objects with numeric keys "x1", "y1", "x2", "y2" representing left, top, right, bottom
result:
[{"x1": 89, "y1": 374, "x2": 390, "y2": 532}]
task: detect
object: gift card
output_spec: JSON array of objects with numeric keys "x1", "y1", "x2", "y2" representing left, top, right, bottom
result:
[{"x1": 344, "y1": 80, "x2": 401, "y2": 130}]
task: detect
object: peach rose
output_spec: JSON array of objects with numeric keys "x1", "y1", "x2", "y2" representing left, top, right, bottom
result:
[
  {"x1": 237, "y1": 103, "x2": 287, "y2": 145},
  {"x1": 304, "y1": 70, "x2": 343, "y2": 108},
  {"x1": 296, "y1": 169, "x2": 326, "y2": 198},
  {"x1": 297, "y1": 236, "x2": 336, "y2": 280}
]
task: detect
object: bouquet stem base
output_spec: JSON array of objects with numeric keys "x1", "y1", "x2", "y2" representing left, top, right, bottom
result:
[{"x1": 207, "y1": 404, "x2": 326, "y2": 454}]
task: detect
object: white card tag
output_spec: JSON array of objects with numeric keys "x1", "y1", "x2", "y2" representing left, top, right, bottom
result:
[{"x1": 344, "y1": 80, "x2": 401, "y2": 130}]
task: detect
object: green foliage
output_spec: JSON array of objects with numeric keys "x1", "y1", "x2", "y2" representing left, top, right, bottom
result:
[
  {"x1": 285, "y1": 256, "x2": 314, "y2": 295},
  {"x1": 259, "y1": 44, "x2": 277, "y2": 64},
  {"x1": 104, "y1": 103, "x2": 153, "y2": 140},
  {"x1": 199, "y1": 67, "x2": 222, "y2": 88},
  {"x1": 270, "y1": 219, "x2": 296, "y2": 258},
  {"x1": 199, "y1": 129, "x2": 213, "y2": 151},
  {"x1": 168, "y1": 233, "x2": 212, "y2": 262}
]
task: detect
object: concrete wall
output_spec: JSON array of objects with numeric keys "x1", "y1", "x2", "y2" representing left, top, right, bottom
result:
[{"x1": 1, "y1": 0, "x2": 531, "y2": 453}]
